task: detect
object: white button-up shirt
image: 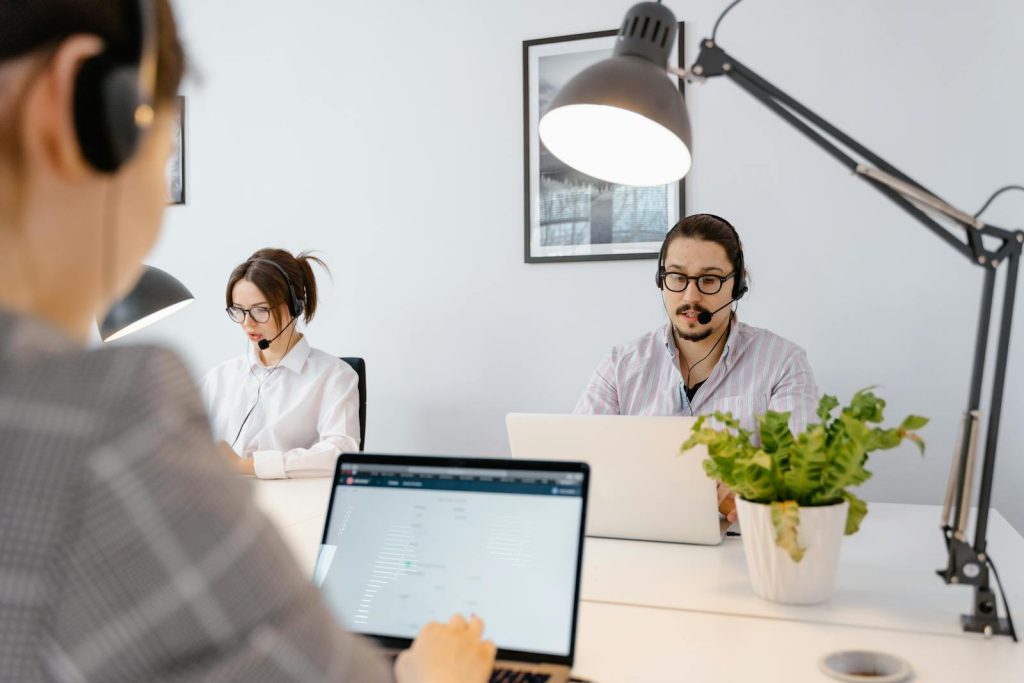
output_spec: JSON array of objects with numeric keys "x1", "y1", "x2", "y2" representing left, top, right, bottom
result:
[
  {"x1": 200, "y1": 336, "x2": 360, "y2": 479},
  {"x1": 575, "y1": 319, "x2": 819, "y2": 435}
]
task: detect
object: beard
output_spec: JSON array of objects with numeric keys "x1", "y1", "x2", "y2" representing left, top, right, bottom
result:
[
  {"x1": 674, "y1": 325, "x2": 713, "y2": 342},
  {"x1": 673, "y1": 304, "x2": 713, "y2": 342}
]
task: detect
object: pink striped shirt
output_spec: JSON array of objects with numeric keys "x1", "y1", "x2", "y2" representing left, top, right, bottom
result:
[{"x1": 575, "y1": 319, "x2": 819, "y2": 434}]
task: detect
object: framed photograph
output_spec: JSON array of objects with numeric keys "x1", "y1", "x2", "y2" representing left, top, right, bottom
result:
[
  {"x1": 523, "y1": 26, "x2": 686, "y2": 263},
  {"x1": 166, "y1": 95, "x2": 185, "y2": 205}
]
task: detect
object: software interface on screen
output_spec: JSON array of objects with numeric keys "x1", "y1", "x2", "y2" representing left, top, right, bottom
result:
[{"x1": 314, "y1": 462, "x2": 585, "y2": 656}]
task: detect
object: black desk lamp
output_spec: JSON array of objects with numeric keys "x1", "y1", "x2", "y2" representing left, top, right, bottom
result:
[
  {"x1": 541, "y1": 0, "x2": 1021, "y2": 639},
  {"x1": 98, "y1": 265, "x2": 194, "y2": 342}
]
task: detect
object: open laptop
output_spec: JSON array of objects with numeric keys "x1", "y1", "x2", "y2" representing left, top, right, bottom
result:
[
  {"x1": 507, "y1": 413, "x2": 725, "y2": 545},
  {"x1": 314, "y1": 453, "x2": 589, "y2": 683}
]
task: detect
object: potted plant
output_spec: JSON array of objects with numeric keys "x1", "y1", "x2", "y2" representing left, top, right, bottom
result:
[{"x1": 682, "y1": 388, "x2": 928, "y2": 605}]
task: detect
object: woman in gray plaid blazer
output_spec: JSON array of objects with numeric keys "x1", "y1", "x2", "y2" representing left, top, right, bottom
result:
[{"x1": 0, "y1": 2, "x2": 495, "y2": 681}]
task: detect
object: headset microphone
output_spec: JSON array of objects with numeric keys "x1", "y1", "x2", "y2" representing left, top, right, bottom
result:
[
  {"x1": 697, "y1": 299, "x2": 735, "y2": 325},
  {"x1": 257, "y1": 316, "x2": 296, "y2": 350},
  {"x1": 696, "y1": 285, "x2": 749, "y2": 325}
]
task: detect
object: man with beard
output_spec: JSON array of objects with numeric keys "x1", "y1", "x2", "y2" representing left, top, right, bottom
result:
[{"x1": 574, "y1": 214, "x2": 819, "y2": 522}]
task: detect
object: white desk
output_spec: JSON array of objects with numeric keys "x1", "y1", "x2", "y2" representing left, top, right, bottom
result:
[
  {"x1": 250, "y1": 478, "x2": 1024, "y2": 682},
  {"x1": 250, "y1": 476, "x2": 331, "y2": 572},
  {"x1": 582, "y1": 503, "x2": 1024, "y2": 638},
  {"x1": 572, "y1": 601, "x2": 1023, "y2": 682}
]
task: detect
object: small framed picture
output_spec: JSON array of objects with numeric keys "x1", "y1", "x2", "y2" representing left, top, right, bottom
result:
[
  {"x1": 523, "y1": 26, "x2": 686, "y2": 263},
  {"x1": 166, "y1": 95, "x2": 185, "y2": 205}
]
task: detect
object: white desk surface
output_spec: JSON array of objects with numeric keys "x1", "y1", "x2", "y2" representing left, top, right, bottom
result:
[
  {"x1": 250, "y1": 477, "x2": 1024, "y2": 681},
  {"x1": 582, "y1": 502, "x2": 1024, "y2": 639},
  {"x1": 573, "y1": 600, "x2": 1024, "y2": 683}
]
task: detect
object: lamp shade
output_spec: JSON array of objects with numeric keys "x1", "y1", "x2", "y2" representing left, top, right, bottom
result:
[
  {"x1": 538, "y1": 2, "x2": 692, "y2": 187},
  {"x1": 98, "y1": 265, "x2": 194, "y2": 342}
]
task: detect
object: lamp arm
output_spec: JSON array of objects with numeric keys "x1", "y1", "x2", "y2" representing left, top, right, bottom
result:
[
  {"x1": 689, "y1": 39, "x2": 1023, "y2": 640},
  {"x1": 689, "y1": 41, "x2": 1022, "y2": 263}
]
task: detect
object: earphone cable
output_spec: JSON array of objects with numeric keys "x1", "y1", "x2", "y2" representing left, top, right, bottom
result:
[
  {"x1": 685, "y1": 307, "x2": 735, "y2": 384},
  {"x1": 229, "y1": 320, "x2": 298, "y2": 449}
]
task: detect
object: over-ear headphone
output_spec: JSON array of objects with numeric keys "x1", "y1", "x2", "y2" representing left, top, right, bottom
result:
[
  {"x1": 73, "y1": 0, "x2": 157, "y2": 173},
  {"x1": 252, "y1": 258, "x2": 304, "y2": 319},
  {"x1": 655, "y1": 214, "x2": 748, "y2": 300}
]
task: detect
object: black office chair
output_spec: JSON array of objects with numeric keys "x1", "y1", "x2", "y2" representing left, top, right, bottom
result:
[{"x1": 340, "y1": 357, "x2": 366, "y2": 451}]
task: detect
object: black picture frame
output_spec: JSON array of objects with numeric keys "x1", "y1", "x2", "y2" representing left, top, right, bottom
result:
[
  {"x1": 522, "y1": 25, "x2": 686, "y2": 263},
  {"x1": 167, "y1": 94, "x2": 185, "y2": 205}
]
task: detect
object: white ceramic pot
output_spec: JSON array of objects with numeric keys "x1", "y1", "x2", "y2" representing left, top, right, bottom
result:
[{"x1": 735, "y1": 497, "x2": 849, "y2": 605}]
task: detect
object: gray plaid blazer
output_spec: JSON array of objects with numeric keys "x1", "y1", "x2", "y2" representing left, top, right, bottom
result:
[{"x1": 0, "y1": 310, "x2": 391, "y2": 682}]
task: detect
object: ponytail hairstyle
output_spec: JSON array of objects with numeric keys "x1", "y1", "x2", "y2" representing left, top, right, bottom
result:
[{"x1": 225, "y1": 248, "x2": 330, "y2": 330}]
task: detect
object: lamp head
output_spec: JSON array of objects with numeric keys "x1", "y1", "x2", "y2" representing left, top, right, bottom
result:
[
  {"x1": 539, "y1": 2, "x2": 692, "y2": 186},
  {"x1": 99, "y1": 265, "x2": 194, "y2": 342}
]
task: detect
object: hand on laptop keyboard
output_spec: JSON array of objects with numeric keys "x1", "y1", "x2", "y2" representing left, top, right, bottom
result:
[{"x1": 395, "y1": 614, "x2": 497, "y2": 683}]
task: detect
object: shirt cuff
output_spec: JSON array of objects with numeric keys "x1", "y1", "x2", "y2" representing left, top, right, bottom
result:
[{"x1": 252, "y1": 450, "x2": 287, "y2": 479}]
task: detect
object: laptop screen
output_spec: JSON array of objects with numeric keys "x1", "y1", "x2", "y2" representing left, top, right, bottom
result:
[{"x1": 314, "y1": 456, "x2": 587, "y2": 660}]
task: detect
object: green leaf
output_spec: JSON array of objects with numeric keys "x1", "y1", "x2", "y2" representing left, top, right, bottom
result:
[
  {"x1": 816, "y1": 418, "x2": 871, "y2": 499},
  {"x1": 871, "y1": 428, "x2": 903, "y2": 451},
  {"x1": 782, "y1": 429, "x2": 828, "y2": 500},
  {"x1": 816, "y1": 394, "x2": 839, "y2": 423},
  {"x1": 751, "y1": 451, "x2": 772, "y2": 470},
  {"x1": 771, "y1": 501, "x2": 806, "y2": 563},
  {"x1": 758, "y1": 411, "x2": 795, "y2": 454},
  {"x1": 900, "y1": 415, "x2": 930, "y2": 431},
  {"x1": 712, "y1": 411, "x2": 741, "y2": 431},
  {"x1": 842, "y1": 492, "x2": 868, "y2": 535},
  {"x1": 847, "y1": 388, "x2": 886, "y2": 423},
  {"x1": 904, "y1": 432, "x2": 926, "y2": 455}
]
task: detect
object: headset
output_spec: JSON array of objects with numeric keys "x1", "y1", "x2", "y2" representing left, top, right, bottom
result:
[
  {"x1": 655, "y1": 213, "x2": 748, "y2": 301},
  {"x1": 73, "y1": 0, "x2": 158, "y2": 173},
  {"x1": 251, "y1": 258, "x2": 305, "y2": 319}
]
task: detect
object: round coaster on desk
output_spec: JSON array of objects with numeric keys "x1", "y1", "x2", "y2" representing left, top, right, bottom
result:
[{"x1": 819, "y1": 650, "x2": 913, "y2": 683}]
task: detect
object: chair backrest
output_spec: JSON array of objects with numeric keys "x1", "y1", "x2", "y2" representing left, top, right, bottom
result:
[{"x1": 339, "y1": 357, "x2": 366, "y2": 451}]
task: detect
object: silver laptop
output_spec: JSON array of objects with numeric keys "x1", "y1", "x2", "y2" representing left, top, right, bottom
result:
[
  {"x1": 506, "y1": 413, "x2": 724, "y2": 545},
  {"x1": 314, "y1": 453, "x2": 589, "y2": 683}
]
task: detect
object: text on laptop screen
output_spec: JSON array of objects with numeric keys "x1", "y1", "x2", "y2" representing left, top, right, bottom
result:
[{"x1": 314, "y1": 462, "x2": 585, "y2": 656}]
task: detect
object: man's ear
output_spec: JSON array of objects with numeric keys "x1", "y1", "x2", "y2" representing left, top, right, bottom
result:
[{"x1": 20, "y1": 36, "x2": 105, "y2": 180}]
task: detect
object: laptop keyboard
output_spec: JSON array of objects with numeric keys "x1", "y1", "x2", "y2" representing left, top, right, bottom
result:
[
  {"x1": 489, "y1": 670, "x2": 550, "y2": 683},
  {"x1": 385, "y1": 653, "x2": 550, "y2": 682}
]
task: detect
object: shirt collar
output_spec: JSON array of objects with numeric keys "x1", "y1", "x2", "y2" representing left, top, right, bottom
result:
[
  {"x1": 722, "y1": 315, "x2": 739, "y2": 362},
  {"x1": 662, "y1": 323, "x2": 678, "y2": 360},
  {"x1": 721, "y1": 315, "x2": 746, "y2": 367},
  {"x1": 662, "y1": 315, "x2": 743, "y2": 365},
  {"x1": 248, "y1": 334, "x2": 311, "y2": 374}
]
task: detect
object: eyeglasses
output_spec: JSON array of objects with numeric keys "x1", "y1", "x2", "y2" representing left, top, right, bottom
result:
[
  {"x1": 226, "y1": 305, "x2": 272, "y2": 323},
  {"x1": 660, "y1": 271, "x2": 735, "y2": 295}
]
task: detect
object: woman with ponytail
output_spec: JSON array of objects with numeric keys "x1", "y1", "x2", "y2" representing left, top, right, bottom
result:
[{"x1": 202, "y1": 248, "x2": 362, "y2": 479}]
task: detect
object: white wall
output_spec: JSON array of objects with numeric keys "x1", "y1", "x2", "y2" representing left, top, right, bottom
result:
[{"x1": 140, "y1": 0, "x2": 1024, "y2": 533}]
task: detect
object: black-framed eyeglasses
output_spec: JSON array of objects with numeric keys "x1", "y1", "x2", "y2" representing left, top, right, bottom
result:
[
  {"x1": 660, "y1": 271, "x2": 735, "y2": 295},
  {"x1": 226, "y1": 305, "x2": 271, "y2": 324}
]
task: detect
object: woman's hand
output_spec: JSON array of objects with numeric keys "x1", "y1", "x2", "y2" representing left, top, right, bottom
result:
[
  {"x1": 394, "y1": 614, "x2": 496, "y2": 683},
  {"x1": 216, "y1": 441, "x2": 255, "y2": 475}
]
